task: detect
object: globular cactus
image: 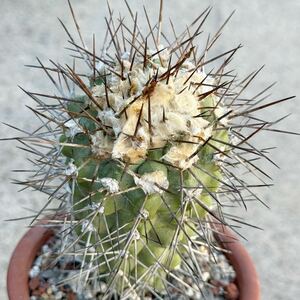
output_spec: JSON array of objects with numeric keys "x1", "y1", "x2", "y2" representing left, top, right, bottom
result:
[
  {"x1": 9, "y1": 1, "x2": 295, "y2": 298},
  {"x1": 60, "y1": 40, "x2": 229, "y2": 293}
]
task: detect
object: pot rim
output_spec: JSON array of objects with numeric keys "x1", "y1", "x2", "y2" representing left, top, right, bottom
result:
[
  {"x1": 7, "y1": 220, "x2": 54, "y2": 300},
  {"x1": 211, "y1": 219, "x2": 260, "y2": 300},
  {"x1": 7, "y1": 219, "x2": 260, "y2": 300}
]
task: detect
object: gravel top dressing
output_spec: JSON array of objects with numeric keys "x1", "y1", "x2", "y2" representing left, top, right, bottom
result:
[{"x1": 29, "y1": 230, "x2": 238, "y2": 300}]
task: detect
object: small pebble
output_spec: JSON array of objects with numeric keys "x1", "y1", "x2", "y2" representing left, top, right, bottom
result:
[
  {"x1": 31, "y1": 290, "x2": 41, "y2": 297},
  {"x1": 55, "y1": 291, "x2": 63, "y2": 300},
  {"x1": 40, "y1": 269, "x2": 57, "y2": 280},
  {"x1": 185, "y1": 287, "x2": 194, "y2": 297},
  {"x1": 46, "y1": 287, "x2": 52, "y2": 295},
  {"x1": 29, "y1": 265, "x2": 40, "y2": 278},
  {"x1": 42, "y1": 244, "x2": 50, "y2": 252},
  {"x1": 51, "y1": 284, "x2": 58, "y2": 293},
  {"x1": 67, "y1": 292, "x2": 77, "y2": 300},
  {"x1": 29, "y1": 276, "x2": 40, "y2": 290},
  {"x1": 224, "y1": 283, "x2": 239, "y2": 300},
  {"x1": 34, "y1": 256, "x2": 43, "y2": 267},
  {"x1": 99, "y1": 281, "x2": 107, "y2": 293},
  {"x1": 38, "y1": 284, "x2": 48, "y2": 294},
  {"x1": 40, "y1": 293, "x2": 49, "y2": 300},
  {"x1": 202, "y1": 271, "x2": 210, "y2": 281}
]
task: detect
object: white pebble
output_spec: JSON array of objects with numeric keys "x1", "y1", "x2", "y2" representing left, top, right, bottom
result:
[
  {"x1": 55, "y1": 291, "x2": 63, "y2": 300},
  {"x1": 42, "y1": 244, "x2": 50, "y2": 253},
  {"x1": 185, "y1": 287, "x2": 194, "y2": 297},
  {"x1": 202, "y1": 271, "x2": 210, "y2": 281},
  {"x1": 51, "y1": 284, "x2": 58, "y2": 293},
  {"x1": 34, "y1": 255, "x2": 43, "y2": 267},
  {"x1": 29, "y1": 265, "x2": 40, "y2": 278}
]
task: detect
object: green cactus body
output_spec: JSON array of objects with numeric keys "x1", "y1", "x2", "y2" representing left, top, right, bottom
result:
[{"x1": 60, "y1": 48, "x2": 230, "y2": 294}]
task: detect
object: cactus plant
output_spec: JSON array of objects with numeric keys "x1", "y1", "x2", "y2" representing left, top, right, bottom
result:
[{"x1": 6, "y1": 0, "x2": 296, "y2": 299}]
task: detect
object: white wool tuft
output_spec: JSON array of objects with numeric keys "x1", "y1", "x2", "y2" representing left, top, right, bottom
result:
[
  {"x1": 100, "y1": 177, "x2": 119, "y2": 193},
  {"x1": 134, "y1": 171, "x2": 169, "y2": 194}
]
